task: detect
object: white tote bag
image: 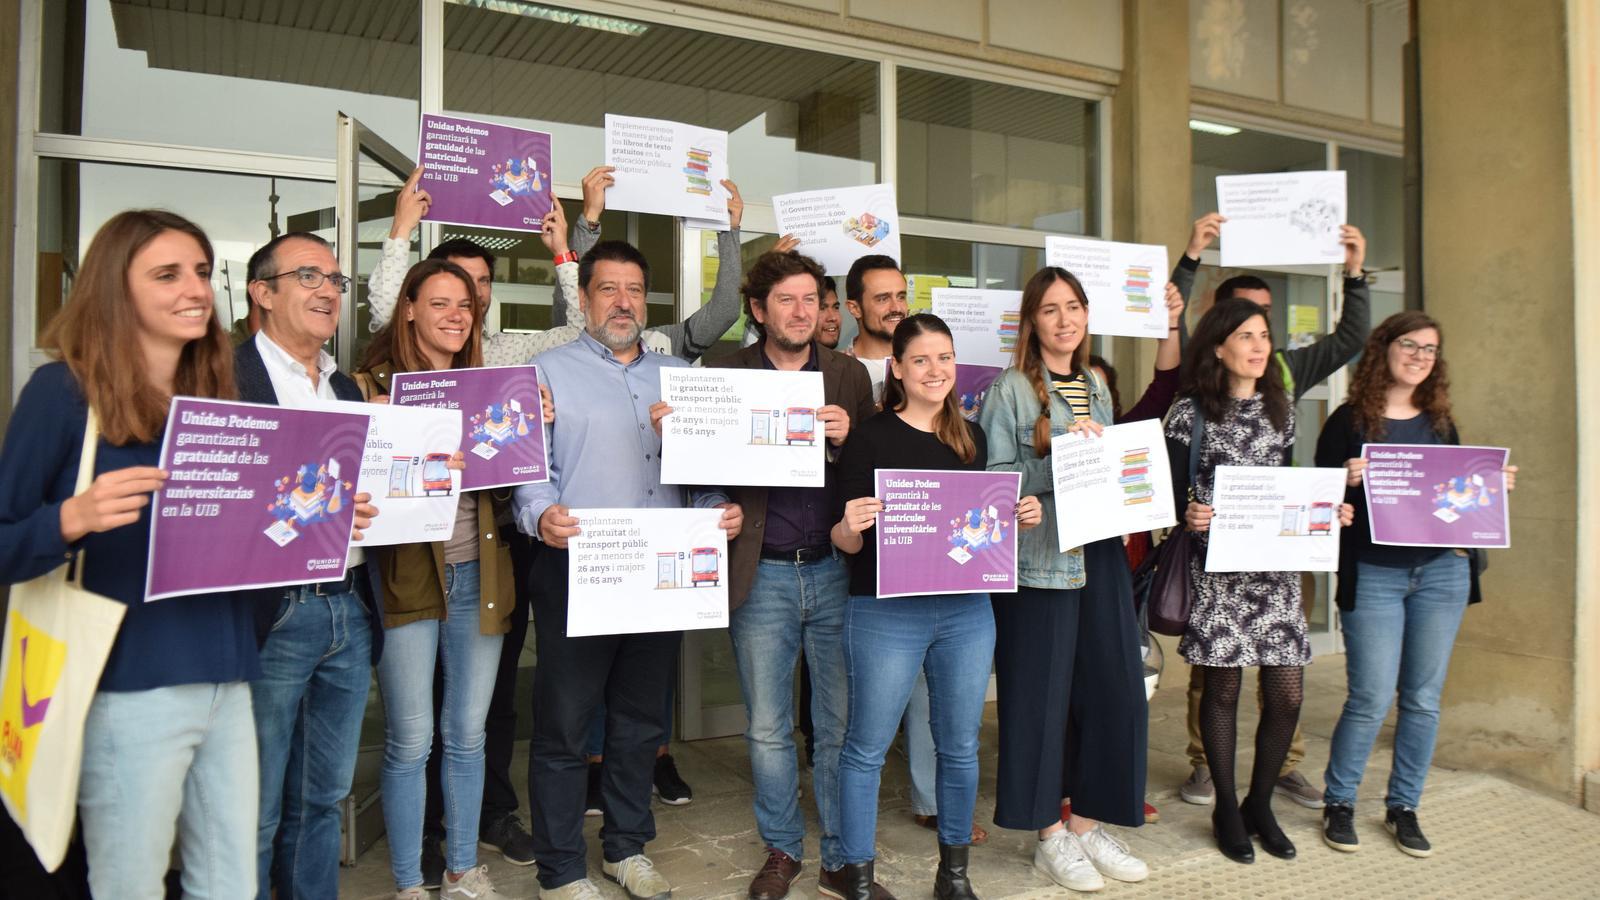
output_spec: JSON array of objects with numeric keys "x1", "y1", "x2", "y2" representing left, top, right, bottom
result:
[{"x1": 0, "y1": 410, "x2": 127, "y2": 871}]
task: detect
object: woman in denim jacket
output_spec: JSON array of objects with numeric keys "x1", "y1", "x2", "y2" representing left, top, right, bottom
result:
[{"x1": 977, "y1": 267, "x2": 1149, "y2": 894}]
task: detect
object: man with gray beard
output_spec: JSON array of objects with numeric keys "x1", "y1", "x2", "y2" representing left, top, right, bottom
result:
[{"x1": 513, "y1": 240, "x2": 745, "y2": 900}]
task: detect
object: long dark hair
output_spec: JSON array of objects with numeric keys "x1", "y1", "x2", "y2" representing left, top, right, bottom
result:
[
  {"x1": 43, "y1": 209, "x2": 235, "y2": 445},
  {"x1": 1346, "y1": 310, "x2": 1453, "y2": 440},
  {"x1": 361, "y1": 259, "x2": 483, "y2": 374},
  {"x1": 883, "y1": 314, "x2": 976, "y2": 464},
  {"x1": 1013, "y1": 266, "x2": 1092, "y2": 456},
  {"x1": 1180, "y1": 297, "x2": 1289, "y2": 431}
]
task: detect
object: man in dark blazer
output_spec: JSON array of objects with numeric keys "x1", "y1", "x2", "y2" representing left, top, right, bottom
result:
[
  {"x1": 235, "y1": 232, "x2": 383, "y2": 900},
  {"x1": 706, "y1": 250, "x2": 876, "y2": 900}
]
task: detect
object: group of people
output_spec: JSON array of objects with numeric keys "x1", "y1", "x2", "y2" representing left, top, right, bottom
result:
[{"x1": 0, "y1": 161, "x2": 1515, "y2": 900}]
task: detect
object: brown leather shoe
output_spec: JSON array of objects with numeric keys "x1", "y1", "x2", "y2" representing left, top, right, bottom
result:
[{"x1": 748, "y1": 849, "x2": 802, "y2": 900}]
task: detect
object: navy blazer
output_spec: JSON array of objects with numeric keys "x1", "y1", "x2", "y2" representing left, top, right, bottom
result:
[{"x1": 235, "y1": 338, "x2": 386, "y2": 663}]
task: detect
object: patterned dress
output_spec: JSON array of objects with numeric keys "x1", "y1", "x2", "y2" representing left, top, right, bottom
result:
[{"x1": 1165, "y1": 394, "x2": 1311, "y2": 667}]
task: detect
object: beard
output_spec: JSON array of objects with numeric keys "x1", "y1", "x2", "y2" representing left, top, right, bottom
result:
[
  {"x1": 767, "y1": 326, "x2": 812, "y2": 354},
  {"x1": 588, "y1": 315, "x2": 643, "y2": 351}
]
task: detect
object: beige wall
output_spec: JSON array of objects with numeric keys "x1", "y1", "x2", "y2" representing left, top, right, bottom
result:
[{"x1": 1418, "y1": 0, "x2": 1584, "y2": 799}]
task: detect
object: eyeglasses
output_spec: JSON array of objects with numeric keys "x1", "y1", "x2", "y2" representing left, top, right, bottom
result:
[
  {"x1": 1393, "y1": 338, "x2": 1439, "y2": 359},
  {"x1": 259, "y1": 267, "x2": 352, "y2": 293}
]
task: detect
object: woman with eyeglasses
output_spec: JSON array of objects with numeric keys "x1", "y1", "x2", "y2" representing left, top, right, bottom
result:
[{"x1": 1315, "y1": 311, "x2": 1516, "y2": 858}]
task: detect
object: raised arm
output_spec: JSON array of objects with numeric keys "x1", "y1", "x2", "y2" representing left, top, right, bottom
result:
[
  {"x1": 367, "y1": 166, "x2": 431, "y2": 332},
  {"x1": 653, "y1": 180, "x2": 747, "y2": 362},
  {"x1": 1282, "y1": 225, "x2": 1370, "y2": 398},
  {"x1": 552, "y1": 166, "x2": 611, "y2": 329}
]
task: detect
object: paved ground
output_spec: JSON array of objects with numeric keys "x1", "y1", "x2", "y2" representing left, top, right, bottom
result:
[{"x1": 339, "y1": 657, "x2": 1600, "y2": 899}]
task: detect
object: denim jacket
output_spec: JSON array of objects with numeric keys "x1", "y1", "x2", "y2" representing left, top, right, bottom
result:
[{"x1": 977, "y1": 365, "x2": 1114, "y2": 590}]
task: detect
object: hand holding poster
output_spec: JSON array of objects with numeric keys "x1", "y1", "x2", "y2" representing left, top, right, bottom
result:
[
  {"x1": 565, "y1": 508, "x2": 728, "y2": 636},
  {"x1": 307, "y1": 400, "x2": 464, "y2": 547},
  {"x1": 1363, "y1": 444, "x2": 1511, "y2": 548},
  {"x1": 875, "y1": 469, "x2": 1021, "y2": 598},
  {"x1": 391, "y1": 366, "x2": 549, "y2": 491},
  {"x1": 147, "y1": 398, "x2": 370, "y2": 601},
  {"x1": 419, "y1": 113, "x2": 553, "y2": 232},
  {"x1": 660, "y1": 368, "x2": 826, "y2": 488},
  {"x1": 1044, "y1": 236, "x2": 1171, "y2": 339},
  {"x1": 1204, "y1": 465, "x2": 1347, "y2": 573},
  {"x1": 604, "y1": 114, "x2": 730, "y2": 225},
  {"x1": 1216, "y1": 171, "x2": 1347, "y2": 267},
  {"x1": 1050, "y1": 420, "x2": 1176, "y2": 552},
  {"x1": 772, "y1": 184, "x2": 900, "y2": 275}
]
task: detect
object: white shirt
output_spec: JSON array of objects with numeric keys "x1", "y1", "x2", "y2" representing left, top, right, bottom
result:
[{"x1": 253, "y1": 331, "x2": 364, "y2": 568}]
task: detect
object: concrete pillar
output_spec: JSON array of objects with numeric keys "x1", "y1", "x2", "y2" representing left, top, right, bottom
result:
[{"x1": 1417, "y1": 0, "x2": 1587, "y2": 799}]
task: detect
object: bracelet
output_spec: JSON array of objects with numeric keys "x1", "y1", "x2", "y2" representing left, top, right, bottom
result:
[{"x1": 552, "y1": 250, "x2": 579, "y2": 266}]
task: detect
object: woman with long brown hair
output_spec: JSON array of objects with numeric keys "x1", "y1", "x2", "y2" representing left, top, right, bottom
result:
[
  {"x1": 832, "y1": 314, "x2": 1041, "y2": 900},
  {"x1": 1315, "y1": 311, "x2": 1515, "y2": 858},
  {"x1": 0, "y1": 210, "x2": 261, "y2": 895},
  {"x1": 357, "y1": 258, "x2": 531, "y2": 900},
  {"x1": 977, "y1": 268, "x2": 1151, "y2": 892}
]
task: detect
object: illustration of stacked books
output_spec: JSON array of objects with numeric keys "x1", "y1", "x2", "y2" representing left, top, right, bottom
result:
[
  {"x1": 1119, "y1": 447, "x2": 1155, "y2": 505},
  {"x1": 1123, "y1": 263, "x2": 1154, "y2": 313},
  {"x1": 290, "y1": 481, "x2": 328, "y2": 521},
  {"x1": 998, "y1": 312, "x2": 1021, "y2": 355},
  {"x1": 684, "y1": 148, "x2": 713, "y2": 196}
]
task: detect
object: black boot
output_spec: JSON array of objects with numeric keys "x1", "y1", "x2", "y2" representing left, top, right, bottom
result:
[
  {"x1": 1212, "y1": 804, "x2": 1255, "y2": 864},
  {"x1": 839, "y1": 860, "x2": 897, "y2": 900},
  {"x1": 934, "y1": 844, "x2": 978, "y2": 900},
  {"x1": 1241, "y1": 795, "x2": 1297, "y2": 859}
]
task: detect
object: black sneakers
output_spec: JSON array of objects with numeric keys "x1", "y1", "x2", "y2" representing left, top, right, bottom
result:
[
  {"x1": 480, "y1": 812, "x2": 537, "y2": 866},
  {"x1": 1385, "y1": 806, "x2": 1433, "y2": 858},
  {"x1": 1322, "y1": 803, "x2": 1359, "y2": 852},
  {"x1": 653, "y1": 753, "x2": 693, "y2": 805}
]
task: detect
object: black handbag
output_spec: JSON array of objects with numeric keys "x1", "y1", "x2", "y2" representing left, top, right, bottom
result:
[{"x1": 1134, "y1": 407, "x2": 1204, "y2": 636}]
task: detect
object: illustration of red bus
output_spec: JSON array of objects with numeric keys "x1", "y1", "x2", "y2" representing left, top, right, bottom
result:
[
  {"x1": 785, "y1": 407, "x2": 816, "y2": 445},
  {"x1": 1309, "y1": 502, "x2": 1334, "y2": 534},
  {"x1": 691, "y1": 547, "x2": 720, "y2": 586},
  {"x1": 421, "y1": 453, "x2": 454, "y2": 496}
]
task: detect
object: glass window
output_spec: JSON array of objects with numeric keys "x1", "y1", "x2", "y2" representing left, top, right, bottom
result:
[
  {"x1": 1343, "y1": 147, "x2": 1404, "y2": 273},
  {"x1": 1186, "y1": 263, "x2": 1330, "y2": 352},
  {"x1": 1190, "y1": 126, "x2": 1326, "y2": 255},
  {"x1": 41, "y1": 0, "x2": 421, "y2": 158},
  {"x1": 896, "y1": 68, "x2": 1099, "y2": 233},
  {"x1": 34, "y1": 159, "x2": 334, "y2": 343},
  {"x1": 442, "y1": 1, "x2": 879, "y2": 201}
]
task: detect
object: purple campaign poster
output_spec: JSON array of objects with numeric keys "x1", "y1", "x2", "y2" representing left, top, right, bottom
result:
[
  {"x1": 391, "y1": 366, "x2": 549, "y2": 491},
  {"x1": 419, "y1": 114, "x2": 553, "y2": 233},
  {"x1": 1363, "y1": 443, "x2": 1511, "y2": 548},
  {"x1": 146, "y1": 398, "x2": 369, "y2": 601},
  {"x1": 875, "y1": 469, "x2": 1022, "y2": 599},
  {"x1": 955, "y1": 364, "x2": 1001, "y2": 422}
]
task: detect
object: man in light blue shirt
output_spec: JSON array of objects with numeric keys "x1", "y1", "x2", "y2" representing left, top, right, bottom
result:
[{"x1": 514, "y1": 240, "x2": 742, "y2": 900}]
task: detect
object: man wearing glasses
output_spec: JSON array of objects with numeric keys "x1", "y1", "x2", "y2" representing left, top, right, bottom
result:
[{"x1": 236, "y1": 232, "x2": 385, "y2": 900}]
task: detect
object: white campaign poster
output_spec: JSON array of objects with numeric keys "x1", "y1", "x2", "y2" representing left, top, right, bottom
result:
[
  {"x1": 306, "y1": 400, "x2": 463, "y2": 547},
  {"x1": 931, "y1": 288, "x2": 1022, "y2": 369},
  {"x1": 565, "y1": 508, "x2": 729, "y2": 636},
  {"x1": 1204, "y1": 465, "x2": 1347, "y2": 573},
  {"x1": 604, "y1": 114, "x2": 731, "y2": 224},
  {"x1": 660, "y1": 368, "x2": 827, "y2": 488},
  {"x1": 1044, "y1": 236, "x2": 1170, "y2": 339},
  {"x1": 1050, "y1": 419, "x2": 1176, "y2": 552},
  {"x1": 772, "y1": 184, "x2": 901, "y2": 275},
  {"x1": 1216, "y1": 171, "x2": 1348, "y2": 267}
]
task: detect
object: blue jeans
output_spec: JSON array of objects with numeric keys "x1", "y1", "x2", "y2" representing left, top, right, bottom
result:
[
  {"x1": 376, "y1": 562, "x2": 502, "y2": 889},
  {"x1": 78, "y1": 682, "x2": 258, "y2": 900},
  {"x1": 903, "y1": 673, "x2": 937, "y2": 817},
  {"x1": 252, "y1": 585, "x2": 373, "y2": 900},
  {"x1": 1324, "y1": 553, "x2": 1471, "y2": 810},
  {"x1": 839, "y1": 593, "x2": 995, "y2": 861},
  {"x1": 729, "y1": 553, "x2": 849, "y2": 869}
]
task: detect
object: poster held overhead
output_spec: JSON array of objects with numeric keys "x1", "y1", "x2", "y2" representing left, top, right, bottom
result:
[
  {"x1": 1204, "y1": 465, "x2": 1347, "y2": 573},
  {"x1": 1050, "y1": 420, "x2": 1177, "y2": 552},
  {"x1": 1216, "y1": 171, "x2": 1347, "y2": 267},
  {"x1": 659, "y1": 368, "x2": 827, "y2": 488},
  {"x1": 604, "y1": 114, "x2": 731, "y2": 225},
  {"x1": 1044, "y1": 236, "x2": 1171, "y2": 339},
  {"x1": 418, "y1": 113, "x2": 553, "y2": 232},
  {"x1": 1362, "y1": 444, "x2": 1511, "y2": 548},
  {"x1": 146, "y1": 398, "x2": 371, "y2": 601},
  {"x1": 565, "y1": 508, "x2": 729, "y2": 636},
  {"x1": 772, "y1": 184, "x2": 901, "y2": 275}
]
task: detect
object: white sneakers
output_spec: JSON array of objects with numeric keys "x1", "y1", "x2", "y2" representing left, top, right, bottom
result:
[
  {"x1": 440, "y1": 864, "x2": 509, "y2": 899},
  {"x1": 541, "y1": 878, "x2": 606, "y2": 900},
  {"x1": 1034, "y1": 826, "x2": 1151, "y2": 893},
  {"x1": 603, "y1": 853, "x2": 673, "y2": 900}
]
